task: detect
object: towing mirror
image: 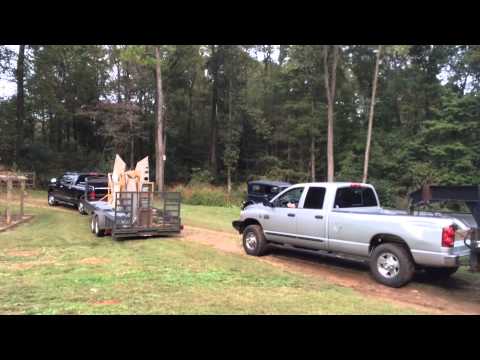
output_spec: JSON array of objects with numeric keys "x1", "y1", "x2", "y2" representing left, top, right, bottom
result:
[
  {"x1": 263, "y1": 200, "x2": 274, "y2": 208},
  {"x1": 50, "y1": 178, "x2": 57, "y2": 184}
]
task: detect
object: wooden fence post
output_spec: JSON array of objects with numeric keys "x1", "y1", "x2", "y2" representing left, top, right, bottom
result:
[
  {"x1": 20, "y1": 179, "x2": 25, "y2": 217},
  {"x1": 6, "y1": 178, "x2": 12, "y2": 225}
]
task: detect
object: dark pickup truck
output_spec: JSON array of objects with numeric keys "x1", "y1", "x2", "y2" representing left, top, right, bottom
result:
[{"x1": 48, "y1": 172, "x2": 109, "y2": 214}]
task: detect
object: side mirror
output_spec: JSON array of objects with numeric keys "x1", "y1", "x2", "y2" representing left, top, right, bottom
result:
[
  {"x1": 263, "y1": 200, "x2": 274, "y2": 208},
  {"x1": 50, "y1": 178, "x2": 57, "y2": 184}
]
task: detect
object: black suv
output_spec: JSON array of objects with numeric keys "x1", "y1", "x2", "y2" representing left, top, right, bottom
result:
[
  {"x1": 48, "y1": 172, "x2": 108, "y2": 214},
  {"x1": 243, "y1": 180, "x2": 292, "y2": 208}
]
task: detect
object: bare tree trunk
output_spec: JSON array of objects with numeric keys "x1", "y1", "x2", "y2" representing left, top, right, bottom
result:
[
  {"x1": 130, "y1": 118, "x2": 135, "y2": 169},
  {"x1": 310, "y1": 135, "x2": 316, "y2": 182},
  {"x1": 155, "y1": 46, "x2": 165, "y2": 192},
  {"x1": 324, "y1": 45, "x2": 339, "y2": 182},
  {"x1": 227, "y1": 77, "x2": 233, "y2": 195},
  {"x1": 186, "y1": 73, "x2": 195, "y2": 175},
  {"x1": 310, "y1": 98, "x2": 316, "y2": 182},
  {"x1": 16, "y1": 45, "x2": 25, "y2": 162},
  {"x1": 362, "y1": 45, "x2": 382, "y2": 184},
  {"x1": 209, "y1": 45, "x2": 218, "y2": 179}
]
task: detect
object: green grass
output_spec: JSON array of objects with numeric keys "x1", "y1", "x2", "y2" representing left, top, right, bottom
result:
[
  {"x1": 181, "y1": 204, "x2": 240, "y2": 232},
  {"x1": 0, "y1": 203, "x2": 422, "y2": 314}
]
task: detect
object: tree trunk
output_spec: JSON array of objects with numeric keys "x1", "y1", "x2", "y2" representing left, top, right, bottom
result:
[
  {"x1": 310, "y1": 135, "x2": 316, "y2": 182},
  {"x1": 155, "y1": 46, "x2": 165, "y2": 192},
  {"x1": 227, "y1": 78, "x2": 233, "y2": 194},
  {"x1": 209, "y1": 45, "x2": 218, "y2": 179},
  {"x1": 310, "y1": 98, "x2": 316, "y2": 182},
  {"x1": 362, "y1": 45, "x2": 382, "y2": 184},
  {"x1": 186, "y1": 73, "x2": 196, "y2": 175},
  {"x1": 227, "y1": 166, "x2": 232, "y2": 194},
  {"x1": 15, "y1": 45, "x2": 25, "y2": 161},
  {"x1": 324, "y1": 45, "x2": 339, "y2": 182},
  {"x1": 130, "y1": 119, "x2": 135, "y2": 169}
]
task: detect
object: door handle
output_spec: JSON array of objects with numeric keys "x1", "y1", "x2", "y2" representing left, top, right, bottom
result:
[
  {"x1": 287, "y1": 213, "x2": 295, "y2": 217},
  {"x1": 315, "y1": 215, "x2": 323, "y2": 219}
]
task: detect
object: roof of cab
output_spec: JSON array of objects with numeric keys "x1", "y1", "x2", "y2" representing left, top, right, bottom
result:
[
  {"x1": 290, "y1": 182, "x2": 371, "y2": 188},
  {"x1": 248, "y1": 180, "x2": 292, "y2": 187}
]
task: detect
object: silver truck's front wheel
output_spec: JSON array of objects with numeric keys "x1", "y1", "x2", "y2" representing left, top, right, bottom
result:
[
  {"x1": 242, "y1": 224, "x2": 268, "y2": 256},
  {"x1": 376, "y1": 252, "x2": 400, "y2": 279},
  {"x1": 370, "y1": 243, "x2": 415, "y2": 288}
]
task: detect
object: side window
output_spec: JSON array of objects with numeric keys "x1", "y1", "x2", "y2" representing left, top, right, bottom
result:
[
  {"x1": 303, "y1": 187, "x2": 326, "y2": 210},
  {"x1": 251, "y1": 184, "x2": 263, "y2": 194},
  {"x1": 334, "y1": 187, "x2": 378, "y2": 208},
  {"x1": 276, "y1": 187, "x2": 304, "y2": 208}
]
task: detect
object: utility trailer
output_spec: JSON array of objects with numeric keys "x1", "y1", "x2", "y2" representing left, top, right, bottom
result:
[
  {"x1": 409, "y1": 185, "x2": 480, "y2": 271},
  {"x1": 88, "y1": 191, "x2": 182, "y2": 240}
]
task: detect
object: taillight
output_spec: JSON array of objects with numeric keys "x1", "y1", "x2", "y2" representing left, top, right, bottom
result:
[
  {"x1": 89, "y1": 191, "x2": 96, "y2": 200},
  {"x1": 442, "y1": 226, "x2": 456, "y2": 248},
  {"x1": 350, "y1": 183, "x2": 363, "y2": 188}
]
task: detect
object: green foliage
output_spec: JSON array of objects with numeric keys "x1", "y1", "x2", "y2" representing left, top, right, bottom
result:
[
  {"x1": 3, "y1": 44, "x2": 480, "y2": 209},
  {"x1": 170, "y1": 183, "x2": 245, "y2": 207}
]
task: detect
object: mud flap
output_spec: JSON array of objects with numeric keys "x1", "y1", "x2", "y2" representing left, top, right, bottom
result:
[{"x1": 469, "y1": 229, "x2": 480, "y2": 272}]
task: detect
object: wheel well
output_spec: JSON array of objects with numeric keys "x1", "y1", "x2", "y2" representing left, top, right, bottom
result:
[
  {"x1": 369, "y1": 234, "x2": 413, "y2": 257},
  {"x1": 242, "y1": 218, "x2": 262, "y2": 233}
]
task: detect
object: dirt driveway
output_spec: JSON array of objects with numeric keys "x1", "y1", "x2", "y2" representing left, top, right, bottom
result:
[{"x1": 182, "y1": 226, "x2": 480, "y2": 315}]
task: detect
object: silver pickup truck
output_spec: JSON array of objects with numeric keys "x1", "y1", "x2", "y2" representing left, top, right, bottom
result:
[{"x1": 232, "y1": 182, "x2": 471, "y2": 287}]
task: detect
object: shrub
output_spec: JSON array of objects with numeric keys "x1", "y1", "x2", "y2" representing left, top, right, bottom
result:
[{"x1": 169, "y1": 183, "x2": 246, "y2": 208}]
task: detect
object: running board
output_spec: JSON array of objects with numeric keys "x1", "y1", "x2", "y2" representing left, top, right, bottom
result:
[{"x1": 268, "y1": 242, "x2": 368, "y2": 264}]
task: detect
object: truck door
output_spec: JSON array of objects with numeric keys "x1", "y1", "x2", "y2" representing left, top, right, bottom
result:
[
  {"x1": 295, "y1": 186, "x2": 328, "y2": 250},
  {"x1": 55, "y1": 175, "x2": 73, "y2": 202},
  {"x1": 262, "y1": 187, "x2": 305, "y2": 244}
]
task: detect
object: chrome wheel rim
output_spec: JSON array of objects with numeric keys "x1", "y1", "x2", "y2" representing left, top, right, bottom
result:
[
  {"x1": 48, "y1": 195, "x2": 54, "y2": 205},
  {"x1": 377, "y1": 252, "x2": 400, "y2": 279},
  {"x1": 95, "y1": 219, "x2": 99, "y2": 234},
  {"x1": 245, "y1": 231, "x2": 257, "y2": 251},
  {"x1": 78, "y1": 202, "x2": 84, "y2": 213},
  {"x1": 90, "y1": 217, "x2": 95, "y2": 232}
]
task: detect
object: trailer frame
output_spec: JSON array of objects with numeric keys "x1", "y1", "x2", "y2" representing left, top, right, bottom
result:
[{"x1": 88, "y1": 191, "x2": 182, "y2": 240}]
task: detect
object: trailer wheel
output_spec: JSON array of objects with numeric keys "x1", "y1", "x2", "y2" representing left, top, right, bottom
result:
[
  {"x1": 242, "y1": 224, "x2": 268, "y2": 256},
  {"x1": 370, "y1": 243, "x2": 415, "y2": 288},
  {"x1": 93, "y1": 215, "x2": 105, "y2": 237},
  {"x1": 424, "y1": 266, "x2": 458, "y2": 280}
]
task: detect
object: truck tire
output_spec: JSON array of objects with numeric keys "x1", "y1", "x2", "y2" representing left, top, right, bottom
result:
[
  {"x1": 370, "y1": 243, "x2": 415, "y2": 288},
  {"x1": 90, "y1": 215, "x2": 96, "y2": 233},
  {"x1": 424, "y1": 266, "x2": 458, "y2": 280},
  {"x1": 48, "y1": 193, "x2": 57, "y2": 206},
  {"x1": 93, "y1": 215, "x2": 105, "y2": 237},
  {"x1": 78, "y1": 199, "x2": 87, "y2": 215},
  {"x1": 242, "y1": 224, "x2": 268, "y2": 256}
]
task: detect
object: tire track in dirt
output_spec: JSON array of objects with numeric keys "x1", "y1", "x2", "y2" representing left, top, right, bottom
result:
[{"x1": 182, "y1": 225, "x2": 480, "y2": 315}]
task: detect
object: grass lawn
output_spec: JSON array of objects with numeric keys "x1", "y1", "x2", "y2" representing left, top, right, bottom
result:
[
  {"x1": 0, "y1": 199, "x2": 422, "y2": 314},
  {"x1": 181, "y1": 204, "x2": 240, "y2": 233}
]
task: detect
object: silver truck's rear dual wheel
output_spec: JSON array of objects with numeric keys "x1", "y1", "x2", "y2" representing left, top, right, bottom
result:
[
  {"x1": 370, "y1": 243, "x2": 415, "y2": 288},
  {"x1": 243, "y1": 225, "x2": 268, "y2": 256}
]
